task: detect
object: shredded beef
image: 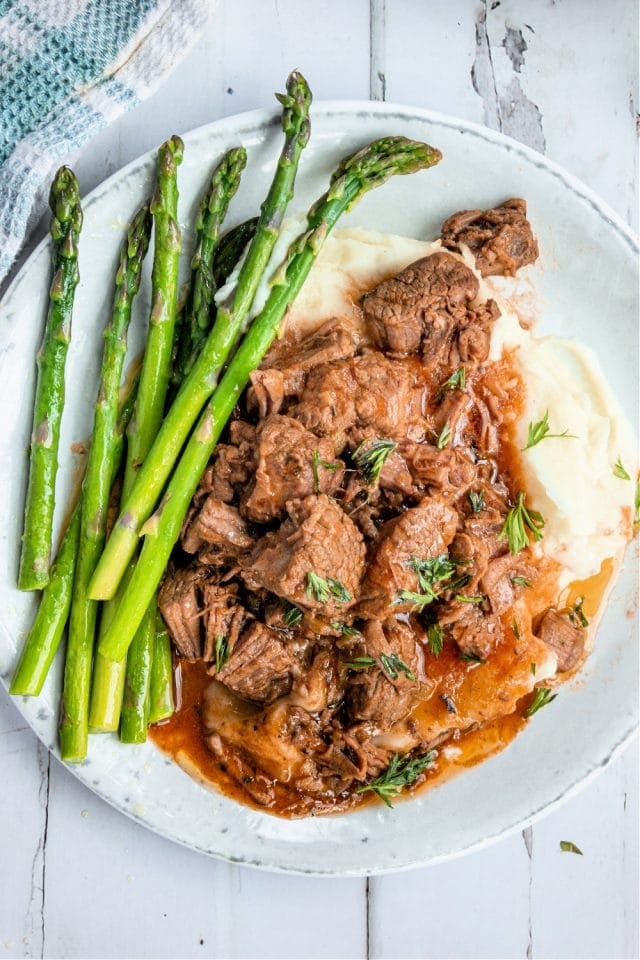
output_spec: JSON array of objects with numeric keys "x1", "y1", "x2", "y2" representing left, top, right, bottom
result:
[
  {"x1": 158, "y1": 567, "x2": 208, "y2": 660},
  {"x1": 441, "y1": 198, "x2": 538, "y2": 277}
]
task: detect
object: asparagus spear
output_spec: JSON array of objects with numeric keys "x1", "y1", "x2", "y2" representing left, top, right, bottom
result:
[
  {"x1": 97, "y1": 136, "x2": 442, "y2": 660},
  {"x1": 119, "y1": 604, "x2": 155, "y2": 742},
  {"x1": 59, "y1": 205, "x2": 152, "y2": 763},
  {"x1": 172, "y1": 148, "x2": 247, "y2": 385},
  {"x1": 144, "y1": 220, "x2": 258, "y2": 729},
  {"x1": 18, "y1": 167, "x2": 83, "y2": 591},
  {"x1": 89, "y1": 71, "x2": 312, "y2": 601},
  {"x1": 10, "y1": 379, "x2": 138, "y2": 697},
  {"x1": 88, "y1": 139, "x2": 184, "y2": 735},
  {"x1": 148, "y1": 613, "x2": 175, "y2": 724}
]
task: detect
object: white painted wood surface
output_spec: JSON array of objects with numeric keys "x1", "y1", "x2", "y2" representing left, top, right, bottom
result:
[{"x1": 1, "y1": 2, "x2": 638, "y2": 957}]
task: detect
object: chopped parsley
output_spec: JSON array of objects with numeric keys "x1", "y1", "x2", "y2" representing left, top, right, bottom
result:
[
  {"x1": 306, "y1": 572, "x2": 351, "y2": 604},
  {"x1": 396, "y1": 553, "x2": 457, "y2": 610},
  {"x1": 613, "y1": 456, "x2": 631, "y2": 481},
  {"x1": 499, "y1": 492, "x2": 545, "y2": 554},
  {"x1": 523, "y1": 410, "x2": 576, "y2": 450},
  {"x1": 352, "y1": 438, "x2": 397, "y2": 485},
  {"x1": 468, "y1": 490, "x2": 485, "y2": 514},
  {"x1": 214, "y1": 635, "x2": 230, "y2": 674},
  {"x1": 524, "y1": 687, "x2": 557, "y2": 718},
  {"x1": 355, "y1": 751, "x2": 436, "y2": 808}
]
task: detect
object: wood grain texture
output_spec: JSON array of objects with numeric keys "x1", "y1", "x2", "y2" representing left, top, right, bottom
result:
[{"x1": 0, "y1": 1, "x2": 637, "y2": 957}]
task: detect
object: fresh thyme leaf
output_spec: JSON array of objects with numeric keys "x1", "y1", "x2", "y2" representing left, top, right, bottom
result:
[
  {"x1": 436, "y1": 366, "x2": 466, "y2": 401},
  {"x1": 523, "y1": 410, "x2": 576, "y2": 450},
  {"x1": 512, "y1": 619, "x2": 521, "y2": 639},
  {"x1": 355, "y1": 751, "x2": 436, "y2": 807},
  {"x1": 468, "y1": 490, "x2": 484, "y2": 514},
  {"x1": 436, "y1": 422, "x2": 452, "y2": 449},
  {"x1": 613, "y1": 456, "x2": 631, "y2": 481},
  {"x1": 353, "y1": 438, "x2": 397, "y2": 485},
  {"x1": 530, "y1": 663, "x2": 537, "y2": 676},
  {"x1": 395, "y1": 589, "x2": 434, "y2": 611},
  {"x1": 214, "y1": 635, "x2": 230, "y2": 674},
  {"x1": 331, "y1": 621, "x2": 360, "y2": 638},
  {"x1": 560, "y1": 840, "x2": 583, "y2": 855},
  {"x1": 282, "y1": 603, "x2": 303, "y2": 627},
  {"x1": 312, "y1": 447, "x2": 340, "y2": 494},
  {"x1": 342, "y1": 656, "x2": 377, "y2": 671},
  {"x1": 511, "y1": 575, "x2": 533, "y2": 588},
  {"x1": 427, "y1": 623, "x2": 444, "y2": 656},
  {"x1": 524, "y1": 687, "x2": 557, "y2": 718},
  {"x1": 408, "y1": 554, "x2": 456, "y2": 591},
  {"x1": 455, "y1": 593, "x2": 485, "y2": 604},
  {"x1": 459, "y1": 651, "x2": 486, "y2": 664},
  {"x1": 499, "y1": 492, "x2": 545, "y2": 554},
  {"x1": 379, "y1": 652, "x2": 416, "y2": 682},
  {"x1": 568, "y1": 595, "x2": 589, "y2": 629},
  {"x1": 327, "y1": 578, "x2": 352, "y2": 603},
  {"x1": 305, "y1": 572, "x2": 351, "y2": 604}
]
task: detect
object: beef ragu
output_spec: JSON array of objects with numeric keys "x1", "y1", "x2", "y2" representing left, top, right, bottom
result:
[{"x1": 151, "y1": 200, "x2": 589, "y2": 816}]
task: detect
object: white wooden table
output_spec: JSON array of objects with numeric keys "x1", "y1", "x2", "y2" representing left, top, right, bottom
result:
[{"x1": 1, "y1": 2, "x2": 638, "y2": 958}]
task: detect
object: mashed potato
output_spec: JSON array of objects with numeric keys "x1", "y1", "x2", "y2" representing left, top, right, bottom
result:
[{"x1": 216, "y1": 223, "x2": 636, "y2": 589}]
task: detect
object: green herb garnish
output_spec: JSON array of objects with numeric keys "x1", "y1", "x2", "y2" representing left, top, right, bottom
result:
[
  {"x1": 342, "y1": 656, "x2": 377, "y2": 671},
  {"x1": 613, "y1": 456, "x2": 631, "y2": 481},
  {"x1": 436, "y1": 366, "x2": 466, "y2": 401},
  {"x1": 379, "y1": 652, "x2": 416, "y2": 682},
  {"x1": 282, "y1": 603, "x2": 303, "y2": 627},
  {"x1": 459, "y1": 651, "x2": 486, "y2": 664},
  {"x1": 355, "y1": 751, "x2": 436, "y2": 808},
  {"x1": 306, "y1": 572, "x2": 351, "y2": 604},
  {"x1": 468, "y1": 490, "x2": 484, "y2": 514},
  {"x1": 512, "y1": 619, "x2": 521, "y2": 639},
  {"x1": 436, "y1": 423, "x2": 451, "y2": 449},
  {"x1": 396, "y1": 554, "x2": 457, "y2": 610},
  {"x1": 214, "y1": 635, "x2": 230, "y2": 674},
  {"x1": 427, "y1": 623, "x2": 444, "y2": 656},
  {"x1": 568, "y1": 595, "x2": 589, "y2": 629},
  {"x1": 352, "y1": 438, "x2": 397, "y2": 485},
  {"x1": 455, "y1": 594, "x2": 484, "y2": 605},
  {"x1": 312, "y1": 448, "x2": 340, "y2": 493},
  {"x1": 524, "y1": 687, "x2": 557, "y2": 718},
  {"x1": 560, "y1": 840, "x2": 583, "y2": 855},
  {"x1": 331, "y1": 621, "x2": 360, "y2": 637},
  {"x1": 499, "y1": 492, "x2": 545, "y2": 554},
  {"x1": 511, "y1": 575, "x2": 532, "y2": 588},
  {"x1": 530, "y1": 663, "x2": 536, "y2": 676},
  {"x1": 523, "y1": 410, "x2": 576, "y2": 450}
]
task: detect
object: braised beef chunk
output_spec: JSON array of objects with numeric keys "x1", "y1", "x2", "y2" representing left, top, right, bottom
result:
[
  {"x1": 292, "y1": 351, "x2": 425, "y2": 451},
  {"x1": 182, "y1": 497, "x2": 253, "y2": 557},
  {"x1": 216, "y1": 621, "x2": 294, "y2": 702},
  {"x1": 201, "y1": 583, "x2": 246, "y2": 668},
  {"x1": 158, "y1": 567, "x2": 207, "y2": 660},
  {"x1": 248, "y1": 368, "x2": 284, "y2": 418},
  {"x1": 360, "y1": 496, "x2": 458, "y2": 617},
  {"x1": 400, "y1": 441, "x2": 477, "y2": 500},
  {"x1": 206, "y1": 420, "x2": 257, "y2": 503},
  {"x1": 347, "y1": 619, "x2": 421, "y2": 724},
  {"x1": 258, "y1": 319, "x2": 357, "y2": 398},
  {"x1": 242, "y1": 494, "x2": 366, "y2": 615},
  {"x1": 241, "y1": 415, "x2": 343, "y2": 523},
  {"x1": 449, "y1": 607, "x2": 503, "y2": 660},
  {"x1": 480, "y1": 554, "x2": 536, "y2": 616},
  {"x1": 361, "y1": 252, "x2": 479, "y2": 357},
  {"x1": 536, "y1": 608, "x2": 586, "y2": 672},
  {"x1": 441, "y1": 198, "x2": 538, "y2": 277}
]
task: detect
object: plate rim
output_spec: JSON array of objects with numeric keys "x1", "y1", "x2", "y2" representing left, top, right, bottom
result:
[{"x1": 1, "y1": 99, "x2": 638, "y2": 877}]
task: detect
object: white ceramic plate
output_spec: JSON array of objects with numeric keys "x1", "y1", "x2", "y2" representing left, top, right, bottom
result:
[{"x1": 0, "y1": 103, "x2": 637, "y2": 876}]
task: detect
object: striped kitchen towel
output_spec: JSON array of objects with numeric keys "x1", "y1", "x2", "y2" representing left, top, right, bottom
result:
[{"x1": 0, "y1": 0, "x2": 211, "y2": 286}]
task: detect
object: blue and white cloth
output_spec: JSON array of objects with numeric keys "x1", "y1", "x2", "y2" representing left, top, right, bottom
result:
[{"x1": 0, "y1": 0, "x2": 210, "y2": 285}]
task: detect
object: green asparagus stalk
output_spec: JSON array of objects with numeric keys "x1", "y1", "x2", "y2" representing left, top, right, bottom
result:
[
  {"x1": 89, "y1": 71, "x2": 312, "y2": 601},
  {"x1": 148, "y1": 614, "x2": 175, "y2": 724},
  {"x1": 10, "y1": 379, "x2": 138, "y2": 697},
  {"x1": 119, "y1": 604, "x2": 155, "y2": 742},
  {"x1": 172, "y1": 148, "x2": 247, "y2": 385},
  {"x1": 97, "y1": 136, "x2": 442, "y2": 659},
  {"x1": 211, "y1": 217, "x2": 258, "y2": 288},
  {"x1": 88, "y1": 138, "x2": 183, "y2": 736},
  {"x1": 59, "y1": 205, "x2": 152, "y2": 763},
  {"x1": 18, "y1": 167, "x2": 83, "y2": 591}
]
